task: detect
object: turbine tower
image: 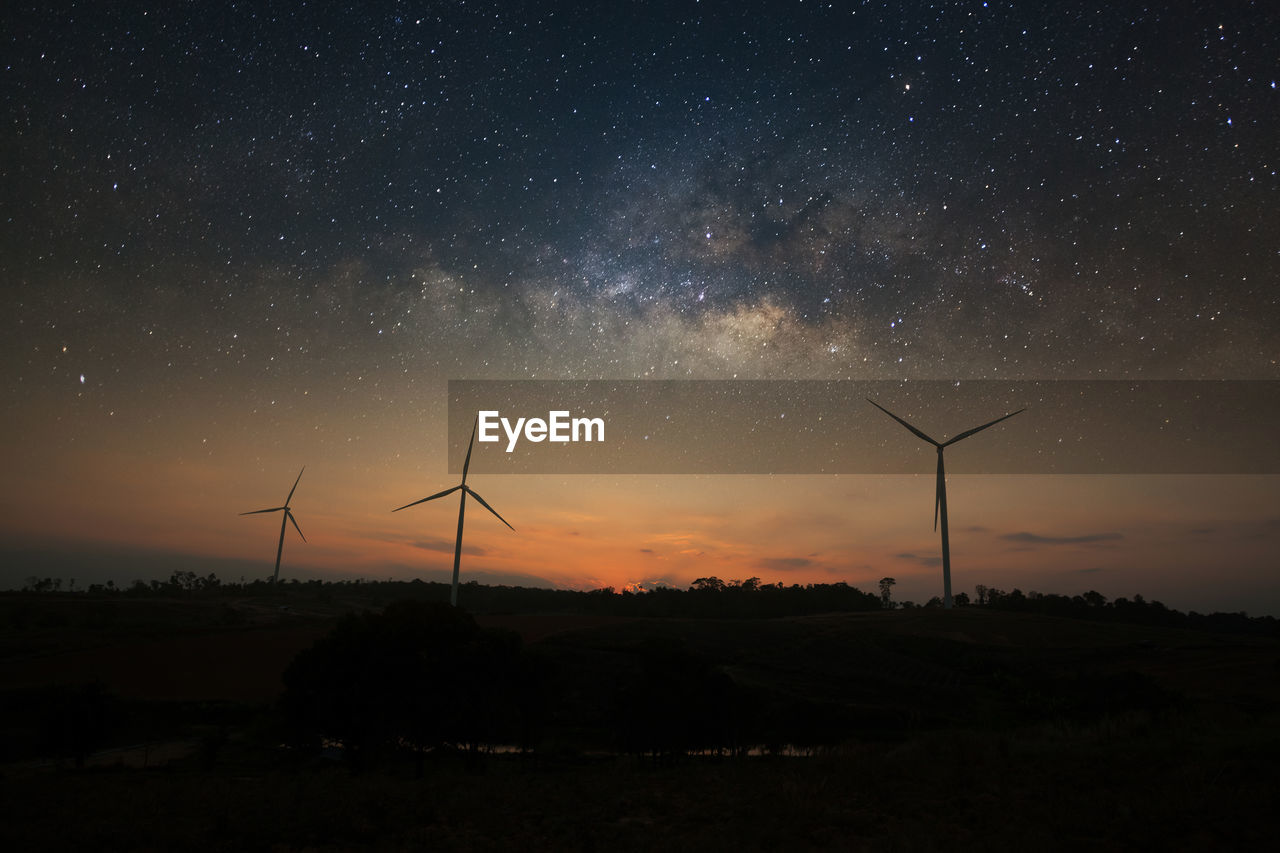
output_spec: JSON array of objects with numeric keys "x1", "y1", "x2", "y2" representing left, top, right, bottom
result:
[
  {"x1": 867, "y1": 399, "x2": 1024, "y2": 609},
  {"x1": 240, "y1": 467, "x2": 306, "y2": 583},
  {"x1": 394, "y1": 419, "x2": 513, "y2": 607}
]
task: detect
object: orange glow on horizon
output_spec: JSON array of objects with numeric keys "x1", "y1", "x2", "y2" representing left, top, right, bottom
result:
[{"x1": 3, "y1": 409, "x2": 1277, "y2": 616}]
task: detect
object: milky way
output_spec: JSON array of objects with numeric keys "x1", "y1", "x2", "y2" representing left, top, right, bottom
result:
[
  {"x1": 2, "y1": 2, "x2": 1277, "y2": 610},
  {"x1": 6, "y1": 1, "x2": 1275, "y2": 386}
]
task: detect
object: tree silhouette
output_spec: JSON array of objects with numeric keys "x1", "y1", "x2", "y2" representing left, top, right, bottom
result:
[
  {"x1": 613, "y1": 638, "x2": 741, "y2": 760},
  {"x1": 281, "y1": 600, "x2": 533, "y2": 770},
  {"x1": 879, "y1": 577, "x2": 896, "y2": 609},
  {"x1": 1083, "y1": 589, "x2": 1107, "y2": 608}
]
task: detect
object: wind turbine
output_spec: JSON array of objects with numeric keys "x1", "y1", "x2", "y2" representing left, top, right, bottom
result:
[
  {"x1": 394, "y1": 419, "x2": 514, "y2": 607},
  {"x1": 867, "y1": 399, "x2": 1024, "y2": 609},
  {"x1": 240, "y1": 467, "x2": 306, "y2": 583}
]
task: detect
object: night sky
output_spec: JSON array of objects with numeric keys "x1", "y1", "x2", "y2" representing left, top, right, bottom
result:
[{"x1": 2, "y1": 2, "x2": 1277, "y2": 612}]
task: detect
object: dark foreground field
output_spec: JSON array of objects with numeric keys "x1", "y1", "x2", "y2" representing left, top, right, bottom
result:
[{"x1": 2, "y1": 593, "x2": 1278, "y2": 851}]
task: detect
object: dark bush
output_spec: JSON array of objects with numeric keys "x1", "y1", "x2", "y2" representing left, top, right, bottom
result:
[{"x1": 281, "y1": 600, "x2": 536, "y2": 769}]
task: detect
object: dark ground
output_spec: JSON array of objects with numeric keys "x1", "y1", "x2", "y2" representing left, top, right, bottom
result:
[{"x1": 1, "y1": 592, "x2": 1277, "y2": 851}]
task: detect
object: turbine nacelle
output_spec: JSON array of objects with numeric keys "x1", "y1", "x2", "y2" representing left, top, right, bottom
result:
[
  {"x1": 394, "y1": 418, "x2": 514, "y2": 606},
  {"x1": 867, "y1": 399, "x2": 1023, "y2": 609},
  {"x1": 240, "y1": 466, "x2": 307, "y2": 582},
  {"x1": 393, "y1": 484, "x2": 513, "y2": 531}
]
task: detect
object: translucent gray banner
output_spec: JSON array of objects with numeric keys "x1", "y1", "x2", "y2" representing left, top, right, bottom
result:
[{"x1": 445, "y1": 380, "x2": 1280, "y2": 474}]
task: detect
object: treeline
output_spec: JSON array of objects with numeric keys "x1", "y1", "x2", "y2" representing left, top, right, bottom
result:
[
  {"x1": 21, "y1": 572, "x2": 235, "y2": 596},
  {"x1": 886, "y1": 584, "x2": 1277, "y2": 636},
  {"x1": 11, "y1": 571, "x2": 1278, "y2": 636},
  {"x1": 14, "y1": 572, "x2": 882, "y2": 619},
  {"x1": 961, "y1": 585, "x2": 1277, "y2": 636},
  {"x1": 577, "y1": 577, "x2": 881, "y2": 618}
]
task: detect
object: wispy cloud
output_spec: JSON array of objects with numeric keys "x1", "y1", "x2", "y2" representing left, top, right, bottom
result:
[
  {"x1": 758, "y1": 556, "x2": 813, "y2": 572},
  {"x1": 896, "y1": 552, "x2": 943, "y2": 567},
  {"x1": 1001, "y1": 532, "x2": 1123, "y2": 545},
  {"x1": 467, "y1": 569, "x2": 561, "y2": 588},
  {"x1": 413, "y1": 537, "x2": 485, "y2": 556}
]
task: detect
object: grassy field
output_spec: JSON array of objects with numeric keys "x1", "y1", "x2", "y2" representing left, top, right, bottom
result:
[{"x1": 2, "y1": 594, "x2": 1278, "y2": 850}]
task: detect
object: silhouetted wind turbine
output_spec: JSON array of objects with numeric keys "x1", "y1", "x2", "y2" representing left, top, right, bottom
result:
[
  {"x1": 867, "y1": 399, "x2": 1024, "y2": 609},
  {"x1": 394, "y1": 420, "x2": 513, "y2": 607},
  {"x1": 240, "y1": 467, "x2": 306, "y2": 583}
]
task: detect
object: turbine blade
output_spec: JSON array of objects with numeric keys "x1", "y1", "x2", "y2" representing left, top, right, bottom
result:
[
  {"x1": 287, "y1": 510, "x2": 306, "y2": 543},
  {"x1": 285, "y1": 466, "x2": 305, "y2": 505},
  {"x1": 240, "y1": 507, "x2": 285, "y2": 515},
  {"x1": 392, "y1": 484, "x2": 462, "y2": 512},
  {"x1": 941, "y1": 408, "x2": 1026, "y2": 447},
  {"x1": 461, "y1": 418, "x2": 477, "y2": 486},
  {"x1": 866, "y1": 399, "x2": 940, "y2": 447},
  {"x1": 464, "y1": 486, "x2": 514, "y2": 531}
]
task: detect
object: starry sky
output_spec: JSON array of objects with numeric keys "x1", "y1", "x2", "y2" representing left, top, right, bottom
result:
[{"x1": 2, "y1": 1, "x2": 1277, "y2": 612}]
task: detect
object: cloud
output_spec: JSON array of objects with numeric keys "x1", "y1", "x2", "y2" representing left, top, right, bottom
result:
[
  {"x1": 895, "y1": 552, "x2": 943, "y2": 567},
  {"x1": 0, "y1": 543, "x2": 271, "y2": 588},
  {"x1": 413, "y1": 537, "x2": 485, "y2": 556},
  {"x1": 639, "y1": 548, "x2": 655, "y2": 554},
  {"x1": 464, "y1": 569, "x2": 564, "y2": 588},
  {"x1": 757, "y1": 556, "x2": 813, "y2": 572},
  {"x1": 622, "y1": 579, "x2": 676, "y2": 593},
  {"x1": 1001, "y1": 532, "x2": 1123, "y2": 545}
]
